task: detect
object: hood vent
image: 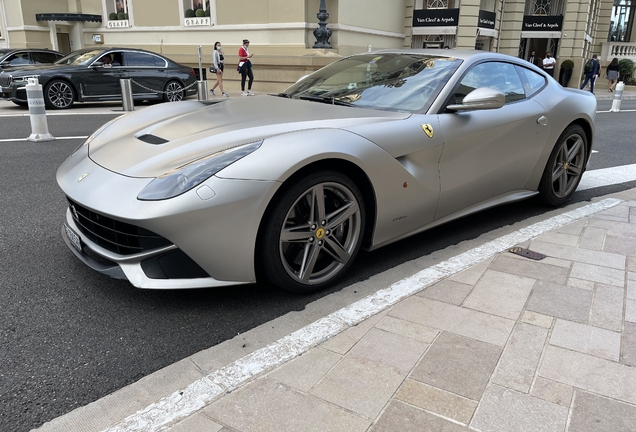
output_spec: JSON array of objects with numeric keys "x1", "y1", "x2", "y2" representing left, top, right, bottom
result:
[{"x1": 137, "y1": 134, "x2": 169, "y2": 145}]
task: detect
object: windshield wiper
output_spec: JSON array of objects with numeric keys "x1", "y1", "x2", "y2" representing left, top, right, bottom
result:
[
  {"x1": 297, "y1": 94, "x2": 356, "y2": 107},
  {"x1": 271, "y1": 92, "x2": 291, "y2": 98}
]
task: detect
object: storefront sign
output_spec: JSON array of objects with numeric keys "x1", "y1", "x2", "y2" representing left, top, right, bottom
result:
[
  {"x1": 478, "y1": 10, "x2": 496, "y2": 29},
  {"x1": 185, "y1": 17, "x2": 211, "y2": 26},
  {"x1": 522, "y1": 15, "x2": 563, "y2": 32},
  {"x1": 413, "y1": 9, "x2": 460, "y2": 27},
  {"x1": 107, "y1": 20, "x2": 129, "y2": 28}
]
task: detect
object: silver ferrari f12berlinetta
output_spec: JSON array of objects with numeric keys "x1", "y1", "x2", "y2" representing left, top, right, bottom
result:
[{"x1": 57, "y1": 50, "x2": 596, "y2": 292}]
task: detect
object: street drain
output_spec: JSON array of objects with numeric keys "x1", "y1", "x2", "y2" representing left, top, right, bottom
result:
[{"x1": 508, "y1": 247, "x2": 547, "y2": 260}]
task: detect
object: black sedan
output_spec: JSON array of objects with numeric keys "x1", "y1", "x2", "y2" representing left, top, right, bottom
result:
[
  {"x1": 0, "y1": 48, "x2": 64, "y2": 69},
  {"x1": 0, "y1": 48, "x2": 197, "y2": 109}
]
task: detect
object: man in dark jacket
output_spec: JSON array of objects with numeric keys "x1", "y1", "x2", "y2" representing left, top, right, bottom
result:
[
  {"x1": 527, "y1": 51, "x2": 540, "y2": 67},
  {"x1": 580, "y1": 54, "x2": 600, "y2": 93}
]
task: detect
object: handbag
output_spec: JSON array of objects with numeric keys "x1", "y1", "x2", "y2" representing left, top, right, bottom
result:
[{"x1": 209, "y1": 66, "x2": 217, "y2": 73}]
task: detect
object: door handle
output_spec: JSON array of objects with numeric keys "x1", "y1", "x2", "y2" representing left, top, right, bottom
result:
[{"x1": 537, "y1": 116, "x2": 548, "y2": 126}]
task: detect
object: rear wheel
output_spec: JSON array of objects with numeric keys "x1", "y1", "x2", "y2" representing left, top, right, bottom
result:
[
  {"x1": 44, "y1": 79, "x2": 75, "y2": 109},
  {"x1": 259, "y1": 171, "x2": 365, "y2": 293},
  {"x1": 539, "y1": 124, "x2": 587, "y2": 206},
  {"x1": 163, "y1": 80, "x2": 184, "y2": 102}
]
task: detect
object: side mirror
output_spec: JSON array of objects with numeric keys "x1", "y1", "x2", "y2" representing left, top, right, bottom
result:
[
  {"x1": 447, "y1": 87, "x2": 505, "y2": 112},
  {"x1": 0, "y1": 61, "x2": 9, "y2": 68}
]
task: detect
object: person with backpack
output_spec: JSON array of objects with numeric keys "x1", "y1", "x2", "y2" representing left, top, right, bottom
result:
[{"x1": 580, "y1": 54, "x2": 599, "y2": 93}]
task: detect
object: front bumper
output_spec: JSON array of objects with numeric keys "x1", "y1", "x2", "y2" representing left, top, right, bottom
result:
[
  {"x1": 1, "y1": 84, "x2": 26, "y2": 103},
  {"x1": 58, "y1": 151, "x2": 279, "y2": 289}
]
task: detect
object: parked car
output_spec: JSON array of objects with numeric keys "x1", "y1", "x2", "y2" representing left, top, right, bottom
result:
[
  {"x1": 57, "y1": 50, "x2": 596, "y2": 293},
  {"x1": 0, "y1": 47, "x2": 197, "y2": 108},
  {"x1": 0, "y1": 48, "x2": 64, "y2": 69}
]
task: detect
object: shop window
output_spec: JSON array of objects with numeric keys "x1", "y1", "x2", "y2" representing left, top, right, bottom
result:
[
  {"x1": 105, "y1": 0, "x2": 130, "y2": 28},
  {"x1": 524, "y1": 0, "x2": 564, "y2": 16},
  {"x1": 182, "y1": 0, "x2": 215, "y2": 26},
  {"x1": 609, "y1": 0, "x2": 633, "y2": 41}
]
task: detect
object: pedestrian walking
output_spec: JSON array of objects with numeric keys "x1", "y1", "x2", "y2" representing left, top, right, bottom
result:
[
  {"x1": 542, "y1": 51, "x2": 556, "y2": 77},
  {"x1": 580, "y1": 54, "x2": 600, "y2": 93},
  {"x1": 209, "y1": 41, "x2": 228, "y2": 97},
  {"x1": 606, "y1": 57, "x2": 620, "y2": 92},
  {"x1": 527, "y1": 50, "x2": 540, "y2": 67},
  {"x1": 238, "y1": 39, "x2": 254, "y2": 96}
]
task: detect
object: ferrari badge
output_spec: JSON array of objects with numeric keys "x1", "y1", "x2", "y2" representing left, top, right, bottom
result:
[{"x1": 422, "y1": 124, "x2": 434, "y2": 138}]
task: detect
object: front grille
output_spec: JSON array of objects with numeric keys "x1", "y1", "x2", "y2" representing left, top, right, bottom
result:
[
  {"x1": 67, "y1": 198, "x2": 172, "y2": 255},
  {"x1": 0, "y1": 73, "x2": 12, "y2": 87}
]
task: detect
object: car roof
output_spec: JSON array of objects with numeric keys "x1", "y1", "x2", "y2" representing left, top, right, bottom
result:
[{"x1": 366, "y1": 49, "x2": 526, "y2": 63}]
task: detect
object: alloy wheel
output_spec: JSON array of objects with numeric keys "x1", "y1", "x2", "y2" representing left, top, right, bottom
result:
[
  {"x1": 550, "y1": 132, "x2": 585, "y2": 199},
  {"x1": 165, "y1": 82, "x2": 184, "y2": 102},
  {"x1": 47, "y1": 81, "x2": 74, "y2": 108},
  {"x1": 278, "y1": 182, "x2": 362, "y2": 286}
]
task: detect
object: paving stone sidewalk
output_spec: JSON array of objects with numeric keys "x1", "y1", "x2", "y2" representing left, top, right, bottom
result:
[{"x1": 158, "y1": 198, "x2": 636, "y2": 432}]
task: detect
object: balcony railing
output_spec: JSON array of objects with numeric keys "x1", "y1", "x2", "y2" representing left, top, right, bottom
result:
[{"x1": 601, "y1": 42, "x2": 636, "y2": 62}]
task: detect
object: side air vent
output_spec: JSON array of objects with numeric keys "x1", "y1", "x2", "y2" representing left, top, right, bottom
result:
[{"x1": 137, "y1": 134, "x2": 169, "y2": 145}]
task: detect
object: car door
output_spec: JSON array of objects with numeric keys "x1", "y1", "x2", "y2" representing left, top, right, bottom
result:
[
  {"x1": 122, "y1": 52, "x2": 168, "y2": 98},
  {"x1": 82, "y1": 52, "x2": 124, "y2": 98},
  {"x1": 435, "y1": 61, "x2": 549, "y2": 219}
]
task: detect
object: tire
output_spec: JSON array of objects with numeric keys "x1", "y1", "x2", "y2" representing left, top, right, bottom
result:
[
  {"x1": 44, "y1": 79, "x2": 75, "y2": 109},
  {"x1": 538, "y1": 124, "x2": 587, "y2": 206},
  {"x1": 259, "y1": 171, "x2": 365, "y2": 293},
  {"x1": 163, "y1": 80, "x2": 184, "y2": 102}
]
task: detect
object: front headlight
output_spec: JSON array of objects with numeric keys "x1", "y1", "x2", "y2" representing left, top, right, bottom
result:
[
  {"x1": 13, "y1": 75, "x2": 41, "y2": 83},
  {"x1": 137, "y1": 141, "x2": 262, "y2": 201}
]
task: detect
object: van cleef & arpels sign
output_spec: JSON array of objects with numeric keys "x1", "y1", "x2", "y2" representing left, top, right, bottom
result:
[
  {"x1": 522, "y1": 15, "x2": 563, "y2": 31},
  {"x1": 412, "y1": 9, "x2": 460, "y2": 27}
]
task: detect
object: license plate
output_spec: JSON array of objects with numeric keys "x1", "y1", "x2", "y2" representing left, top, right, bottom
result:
[{"x1": 64, "y1": 224, "x2": 83, "y2": 252}]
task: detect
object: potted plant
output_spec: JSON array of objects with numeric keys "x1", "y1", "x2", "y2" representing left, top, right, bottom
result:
[
  {"x1": 559, "y1": 59, "x2": 574, "y2": 87},
  {"x1": 619, "y1": 59, "x2": 634, "y2": 83},
  {"x1": 109, "y1": 12, "x2": 118, "y2": 20},
  {"x1": 185, "y1": 8, "x2": 195, "y2": 17},
  {"x1": 195, "y1": 8, "x2": 206, "y2": 17}
]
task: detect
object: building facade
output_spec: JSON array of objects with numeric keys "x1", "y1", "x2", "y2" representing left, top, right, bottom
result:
[{"x1": 0, "y1": 0, "x2": 634, "y2": 92}]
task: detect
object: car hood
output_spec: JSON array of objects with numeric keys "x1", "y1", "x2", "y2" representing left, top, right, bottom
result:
[{"x1": 88, "y1": 96, "x2": 410, "y2": 178}]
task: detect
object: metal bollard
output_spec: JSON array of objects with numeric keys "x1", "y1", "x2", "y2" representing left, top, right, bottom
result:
[
  {"x1": 197, "y1": 80, "x2": 208, "y2": 101},
  {"x1": 609, "y1": 82, "x2": 624, "y2": 113},
  {"x1": 120, "y1": 78, "x2": 134, "y2": 111},
  {"x1": 26, "y1": 77, "x2": 55, "y2": 142}
]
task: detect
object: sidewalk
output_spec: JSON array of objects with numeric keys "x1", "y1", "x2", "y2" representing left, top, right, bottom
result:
[{"x1": 36, "y1": 187, "x2": 636, "y2": 432}]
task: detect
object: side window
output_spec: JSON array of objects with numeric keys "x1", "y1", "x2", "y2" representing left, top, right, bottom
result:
[
  {"x1": 125, "y1": 52, "x2": 160, "y2": 67},
  {"x1": 515, "y1": 66, "x2": 546, "y2": 98},
  {"x1": 5, "y1": 53, "x2": 30, "y2": 65},
  {"x1": 453, "y1": 62, "x2": 526, "y2": 105},
  {"x1": 32, "y1": 52, "x2": 60, "y2": 64}
]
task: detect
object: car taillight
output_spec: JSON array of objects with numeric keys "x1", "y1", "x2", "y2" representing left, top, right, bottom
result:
[{"x1": 189, "y1": 69, "x2": 196, "y2": 76}]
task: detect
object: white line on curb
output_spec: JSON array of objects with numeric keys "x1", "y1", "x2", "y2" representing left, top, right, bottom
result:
[{"x1": 104, "y1": 197, "x2": 623, "y2": 432}]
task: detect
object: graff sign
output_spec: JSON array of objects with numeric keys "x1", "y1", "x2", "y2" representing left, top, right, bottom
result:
[
  {"x1": 107, "y1": 20, "x2": 129, "y2": 28},
  {"x1": 413, "y1": 9, "x2": 460, "y2": 27},
  {"x1": 185, "y1": 17, "x2": 211, "y2": 26},
  {"x1": 522, "y1": 15, "x2": 563, "y2": 31}
]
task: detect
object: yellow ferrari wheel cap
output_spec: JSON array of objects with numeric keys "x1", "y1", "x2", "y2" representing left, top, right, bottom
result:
[{"x1": 316, "y1": 228, "x2": 325, "y2": 239}]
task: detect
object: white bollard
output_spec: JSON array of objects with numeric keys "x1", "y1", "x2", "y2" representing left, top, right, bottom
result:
[
  {"x1": 609, "y1": 82, "x2": 625, "y2": 113},
  {"x1": 26, "y1": 78, "x2": 55, "y2": 142}
]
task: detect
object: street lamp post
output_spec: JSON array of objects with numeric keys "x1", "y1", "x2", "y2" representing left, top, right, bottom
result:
[{"x1": 313, "y1": 0, "x2": 332, "y2": 49}]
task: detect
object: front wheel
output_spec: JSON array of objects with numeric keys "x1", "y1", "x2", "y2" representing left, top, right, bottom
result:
[
  {"x1": 538, "y1": 124, "x2": 587, "y2": 206},
  {"x1": 163, "y1": 80, "x2": 184, "y2": 102},
  {"x1": 259, "y1": 172, "x2": 365, "y2": 293},
  {"x1": 44, "y1": 80, "x2": 75, "y2": 109}
]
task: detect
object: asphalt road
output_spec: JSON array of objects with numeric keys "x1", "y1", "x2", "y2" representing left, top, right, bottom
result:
[{"x1": 1, "y1": 102, "x2": 636, "y2": 431}]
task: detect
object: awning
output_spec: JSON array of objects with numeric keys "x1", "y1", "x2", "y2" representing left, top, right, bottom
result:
[
  {"x1": 36, "y1": 13, "x2": 102, "y2": 23},
  {"x1": 477, "y1": 28, "x2": 498, "y2": 38},
  {"x1": 521, "y1": 31, "x2": 562, "y2": 39},
  {"x1": 412, "y1": 26, "x2": 457, "y2": 36}
]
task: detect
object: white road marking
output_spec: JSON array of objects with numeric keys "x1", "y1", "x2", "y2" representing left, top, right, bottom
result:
[
  {"x1": 597, "y1": 109, "x2": 636, "y2": 113},
  {"x1": 592, "y1": 150, "x2": 599, "y2": 153},
  {"x1": 578, "y1": 163, "x2": 636, "y2": 191},
  {"x1": 104, "y1": 198, "x2": 622, "y2": 432},
  {"x1": 0, "y1": 136, "x2": 87, "y2": 142}
]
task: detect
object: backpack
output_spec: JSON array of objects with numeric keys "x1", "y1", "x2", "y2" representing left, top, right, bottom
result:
[{"x1": 584, "y1": 59, "x2": 594, "y2": 74}]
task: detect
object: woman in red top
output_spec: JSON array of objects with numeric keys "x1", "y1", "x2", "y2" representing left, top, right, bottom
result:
[{"x1": 238, "y1": 39, "x2": 254, "y2": 96}]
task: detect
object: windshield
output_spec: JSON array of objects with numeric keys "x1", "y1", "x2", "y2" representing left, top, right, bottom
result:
[
  {"x1": 54, "y1": 50, "x2": 103, "y2": 66},
  {"x1": 283, "y1": 53, "x2": 462, "y2": 112}
]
